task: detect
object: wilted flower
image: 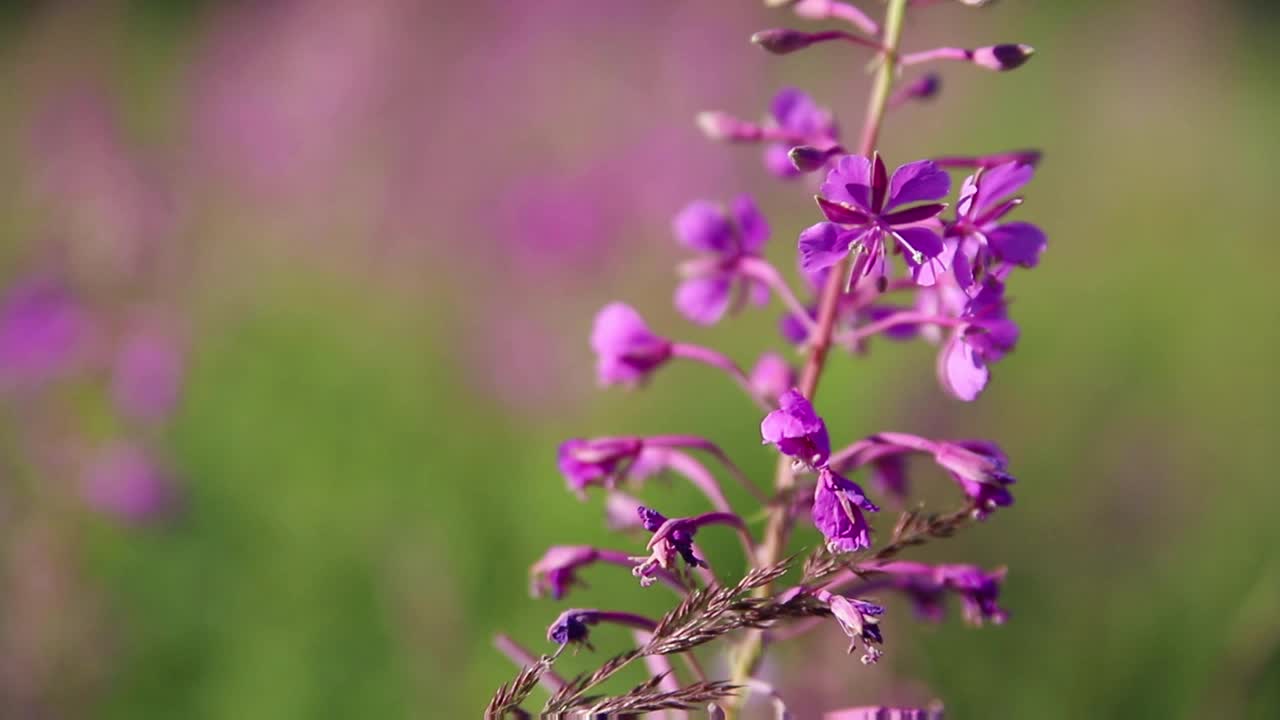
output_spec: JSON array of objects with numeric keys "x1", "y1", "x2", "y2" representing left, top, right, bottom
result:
[
  {"x1": 818, "y1": 590, "x2": 885, "y2": 664},
  {"x1": 933, "y1": 440, "x2": 1016, "y2": 517},
  {"x1": 557, "y1": 437, "x2": 646, "y2": 497},
  {"x1": 0, "y1": 276, "x2": 90, "y2": 389}
]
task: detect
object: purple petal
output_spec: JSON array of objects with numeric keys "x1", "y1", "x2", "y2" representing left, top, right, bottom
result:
[
  {"x1": 882, "y1": 202, "x2": 947, "y2": 226},
  {"x1": 986, "y1": 221, "x2": 1047, "y2": 267},
  {"x1": 820, "y1": 155, "x2": 872, "y2": 212},
  {"x1": 764, "y1": 143, "x2": 802, "y2": 179},
  {"x1": 885, "y1": 160, "x2": 950, "y2": 212},
  {"x1": 673, "y1": 201, "x2": 734, "y2": 254},
  {"x1": 798, "y1": 222, "x2": 858, "y2": 275},
  {"x1": 938, "y1": 334, "x2": 988, "y2": 402},
  {"x1": 732, "y1": 195, "x2": 769, "y2": 253},
  {"x1": 770, "y1": 87, "x2": 832, "y2": 137},
  {"x1": 812, "y1": 470, "x2": 873, "y2": 552},
  {"x1": 895, "y1": 227, "x2": 950, "y2": 287},
  {"x1": 816, "y1": 197, "x2": 871, "y2": 225},
  {"x1": 674, "y1": 274, "x2": 734, "y2": 326},
  {"x1": 869, "y1": 153, "x2": 889, "y2": 213},
  {"x1": 974, "y1": 162, "x2": 1034, "y2": 215}
]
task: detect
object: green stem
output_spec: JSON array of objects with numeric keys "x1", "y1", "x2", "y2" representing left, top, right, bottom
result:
[{"x1": 726, "y1": 0, "x2": 910, "y2": 712}]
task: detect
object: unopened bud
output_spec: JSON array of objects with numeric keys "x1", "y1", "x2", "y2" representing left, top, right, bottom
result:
[
  {"x1": 788, "y1": 144, "x2": 844, "y2": 172},
  {"x1": 972, "y1": 43, "x2": 1035, "y2": 71},
  {"x1": 751, "y1": 28, "x2": 820, "y2": 54}
]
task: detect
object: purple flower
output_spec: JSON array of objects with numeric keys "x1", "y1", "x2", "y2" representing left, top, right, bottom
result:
[
  {"x1": 632, "y1": 506, "x2": 705, "y2": 584},
  {"x1": 547, "y1": 608, "x2": 597, "y2": 647},
  {"x1": 748, "y1": 352, "x2": 796, "y2": 403},
  {"x1": 111, "y1": 326, "x2": 185, "y2": 423},
  {"x1": 935, "y1": 564, "x2": 1009, "y2": 625},
  {"x1": 589, "y1": 303, "x2": 672, "y2": 387},
  {"x1": 0, "y1": 276, "x2": 90, "y2": 389},
  {"x1": 557, "y1": 437, "x2": 646, "y2": 497},
  {"x1": 868, "y1": 453, "x2": 909, "y2": 505},
  {"x1": 673, "y1": 195, "x2": 770, "y2": 325},
  {"x1": 765, "y1": 88, "x2": 839, "y2": 178},
  {"x1": 799, "y1": 153, "x2": 952, "y2": 287},
  {"x1": 529, "y1": 546, "x2": 597, "y2": 600},
  {"x1": 813, "y1": 467, "x2": 879, "y2": 553},
  {"x1": 949, "y1": 161, "x2": 1047, "y2": 291},
  {"x1": 761, "y1": 389, "x2": 830, "y2": 468},
  {"x1": 81, "y1": 443, "x2": 178, "y2": 524},
  {"x1": 937, "y1": 278, "x2": 1019, "y2": 401},
  {"x1": 933, "y1": 440, "x2": 1016, "y2": 517},
  {"x1": 819, "y1": 590, "x2": 885, "y2": 664}
]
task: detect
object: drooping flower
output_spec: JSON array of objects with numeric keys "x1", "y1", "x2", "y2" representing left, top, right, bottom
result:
[
  {"x1": 557, "y1": 437, "x2": 646, "y2": 497},
  {"x1": 589, "y1": 303, "x2": 672, "y2": 387},
  {"x1": 632, "y1": 506, "x2": 706, "y2": 584},
  {"x1": 949, "y1": 161, "x2": 1047, "y2": 291},
  {"x1": 937, "y1": 277, "x2": 1019, "y2": 401},
  {"x1": 748, "y1": 352, "x2": 796, "y2": 403},
  {"x1": 761, "y1": 388, "x2": 830, "y2": 468},
  {"x1": 818, "y1": 590, "x2": 885, "y2": 664},
  {"x1": 529, "y1": 546, "x2": 598, "y2": 600},
  {"x1": 934, "y1": 564, "x2": 1009, "y2": 625},
  {"x1": 673, "y1": 195, "x2": 770, "y2": 324},
  {"x1": 932, "y1": 439, "x2": 1016, "y2": 517},
  {"x1": 799, "y1": 153, "x2": 952, "y2": 287},
  {"x1": 813, "y1": 467, "x2": 879, "y2": 552},
  {"x1": 547, "y1": 608, "x2": 597, "y2": 647}
]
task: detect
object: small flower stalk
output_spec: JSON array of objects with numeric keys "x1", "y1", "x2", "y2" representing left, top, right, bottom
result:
[{"x1": 490, "y1": 0, "x2": 1047, "y2": 716}]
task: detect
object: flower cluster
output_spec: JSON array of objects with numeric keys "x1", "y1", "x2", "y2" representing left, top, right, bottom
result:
[{"x1": 492, "y1": 1, "x2": 1046, "y2": 716}]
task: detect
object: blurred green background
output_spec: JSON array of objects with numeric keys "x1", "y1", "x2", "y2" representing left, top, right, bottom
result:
[{"x1": 1, "y1": 0, "x2": 1278, "y2": 717}]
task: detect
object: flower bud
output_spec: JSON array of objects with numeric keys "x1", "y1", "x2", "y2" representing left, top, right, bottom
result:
[
  {"x1": 972, "y1": 43, "x2": 1034, "y2": 71},
  {"x1": 751, "y1": 28, "x2": 820, "y2": 55},
  {"x1": 696, "y1": 111, "x2": 758, "y2": 142},
  {"x1": 788, "y1": 144, "x2": 843, "y2": 172}
]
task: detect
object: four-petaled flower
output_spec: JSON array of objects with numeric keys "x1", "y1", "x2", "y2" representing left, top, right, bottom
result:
[
  {"x1": 799, "y1": 153, "x2": 952, "y2": 288},
  {"x1": 761, "y1": 388, "x2": 831, "y2": 468},
  {"x1": 590, "y1": 303, "x2": 672, "y2": 387},
  {"x1": 557, "y1": 437, "x2": 646, "y2": 498},
  {"x1": 949, "y1": 161, "x2": 1047, "y2": 292},
  {"x1": 673, "y1": 195, "x2": 770, "y2": 325}
]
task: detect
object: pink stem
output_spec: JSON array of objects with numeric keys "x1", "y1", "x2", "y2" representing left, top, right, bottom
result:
[
  {"x1": 796, "y1": 0, "x2": 881, "y2": 36},
  {"x1": 594, "y1": 610, "x2": 659, "y2": 633},
  {"x1": 900, "y1": 46, "x2": 970, "y2": 67},
  {"x1": 845, "y1": 311, "x2": 963, "y2": 344}
]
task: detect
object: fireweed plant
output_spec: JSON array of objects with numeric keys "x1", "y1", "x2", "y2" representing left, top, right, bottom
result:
[{"x1": 488, "y1": 1, "x2": 1045, "y2": 717}]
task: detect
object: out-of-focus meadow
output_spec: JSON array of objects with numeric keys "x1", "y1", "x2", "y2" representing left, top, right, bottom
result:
[{"x1": 0, "y1": 0, "x2": 1277, "y2": 717}]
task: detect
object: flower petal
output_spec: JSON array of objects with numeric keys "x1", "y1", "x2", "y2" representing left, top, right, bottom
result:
[
  {"x1": 820, "y1": 155, "x2": 873, "y2": 212},
  {"x1": 885, "y1": 160, "x2": 950, "y2": 211},
  {"x1": 973, "y1": 162, "x2": 1034, "y2": 215},
  {"x1": 798, "y1": 222, "x2": 859, "y2": 274},
  {"x1": 938, "y1": 333, "x2": 988, "y2": 402},
  {"x1": 764, "y1": 143, "x2": 802, "y2": 179},
  {"x1": 816, "y1": 196, "x2": 871, "y2": 225},
  {"x1": 986, "y1": 221, "x2": 1047, "y2": 267},
  {"x1": 881, "y1": 202, "x2": 947, "y2": 226},
  {"x1": 673, "y1": 201, "x2": 734, "y2": 254},
  {"x1": 895, "y1": 227, "x2": 950, "y2": 287},
  {"x1": 674, "y1": 274, "x2": 735, "y2": 325},
  {"x1": 732, "y1": 195, "x2": 769, "y2": 253}
]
